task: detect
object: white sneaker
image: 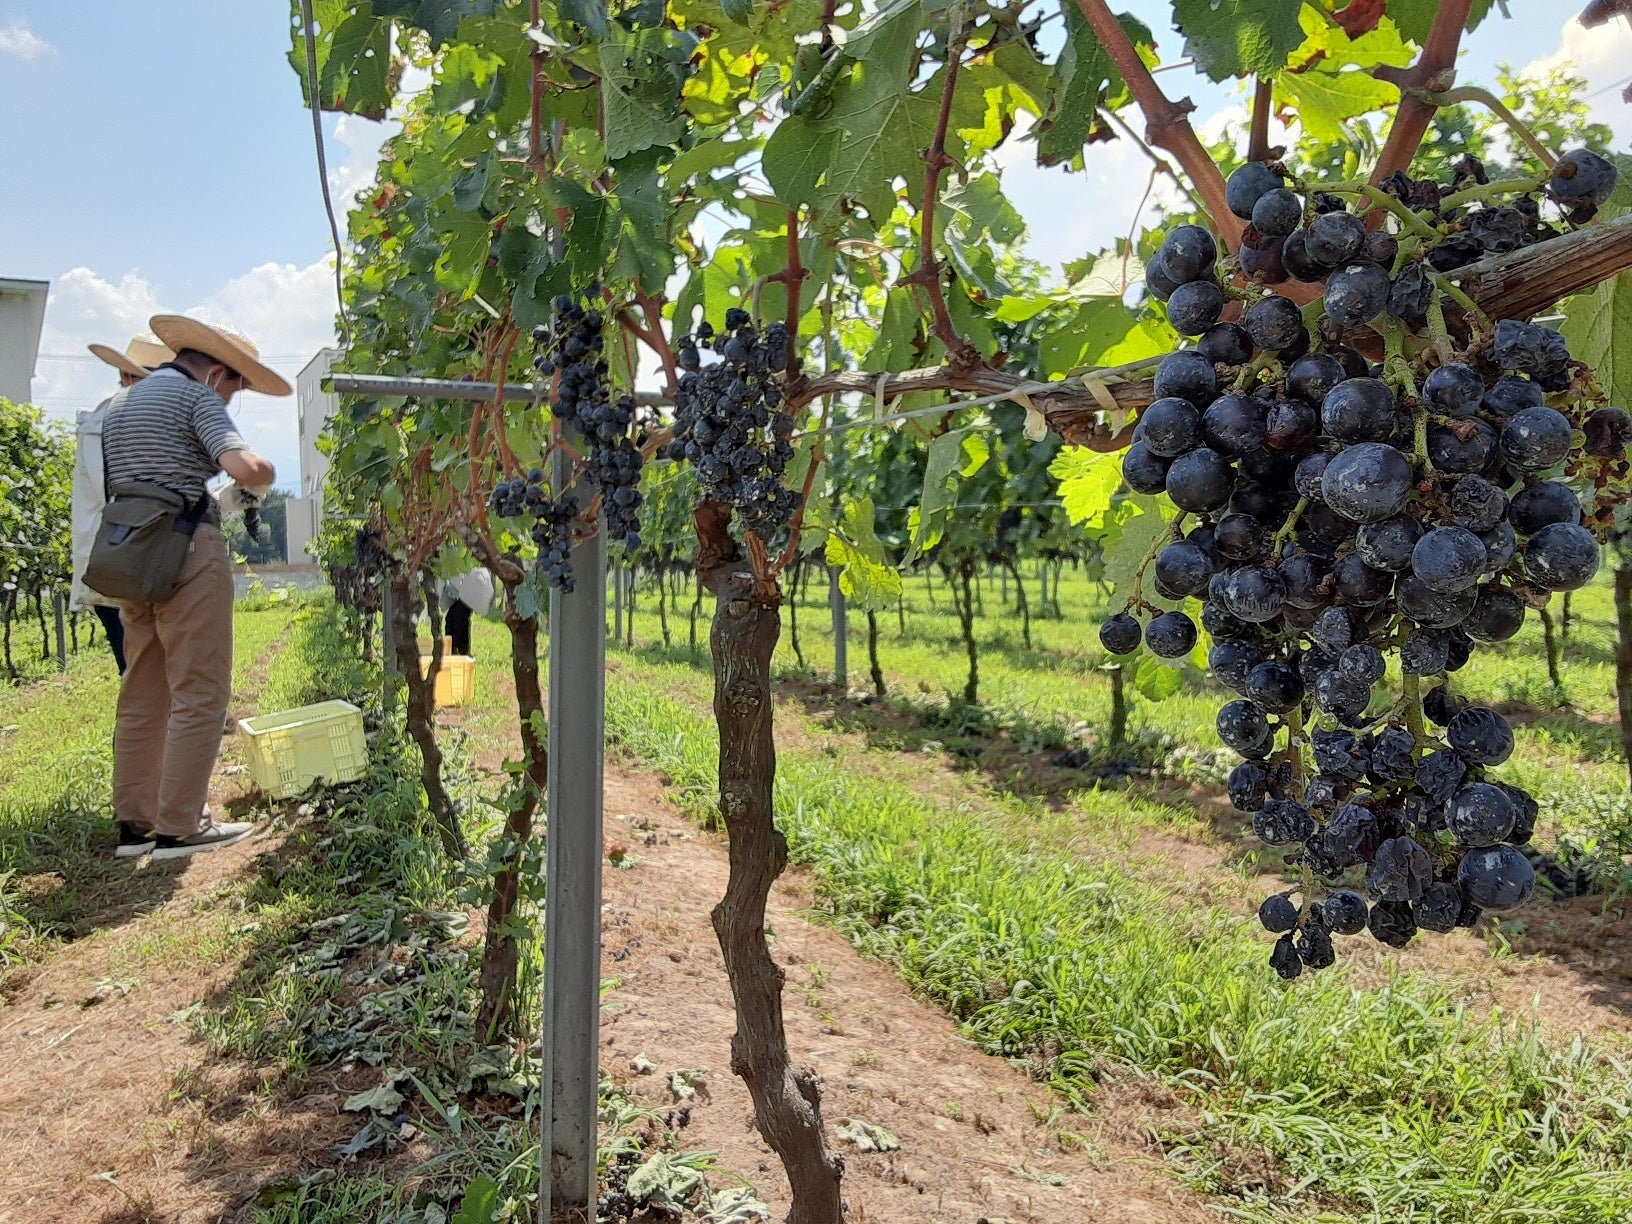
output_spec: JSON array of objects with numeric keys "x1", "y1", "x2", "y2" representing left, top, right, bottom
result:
[{"x1": 151, "y1": 819, "x2": 254, "y2": 860}]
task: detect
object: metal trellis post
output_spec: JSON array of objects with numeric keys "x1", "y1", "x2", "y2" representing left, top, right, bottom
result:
[{"x1": 540, "y1": 441, "x2": 606, "y2": 1223}]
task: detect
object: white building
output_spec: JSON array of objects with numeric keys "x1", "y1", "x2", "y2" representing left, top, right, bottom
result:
[
  {"x1": 0, "y1": 278, "x2": 48, "y2": 404},
  {"x1": 285, "y1": 346, "x2": 343, "y2": 562}
]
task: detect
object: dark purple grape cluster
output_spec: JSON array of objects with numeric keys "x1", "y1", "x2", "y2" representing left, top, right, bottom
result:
[
  {"x1": 664, "y1": 309, "x2": 801, "y2": 540},
  {"x1": 487, "y1": 469, "x2": 581, "y2": 592},
  {"x1": 1106, "y1": 153, "x2": 1630, "y2": 978},
  {"x1": 533, "y1": 298, "x2": 648, "y2": 555}
]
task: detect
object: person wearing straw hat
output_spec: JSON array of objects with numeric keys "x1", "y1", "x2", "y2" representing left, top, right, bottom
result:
[
  {"x1": 102, "y1": 315, "x2": 286, "y2": 860},
  {"x1": 73, "y1": 334, "x2": 175, "y2": 677}
]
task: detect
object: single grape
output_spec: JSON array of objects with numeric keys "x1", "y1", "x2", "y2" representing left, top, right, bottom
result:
[
  {"x1": 1584, "y1": 406, "x2": 1632, "y2": 457},
  {"x1": 1282, "y1": 228, "x2": 1328, "y2": 282},
  {"x1": 1139, "y1": 397, "x2": 1205, "y2": 458},
  {"x1": 1145, "y1": 251, "x2": 1178, "y2": 302},
  {"x1": 1468, "y1": 206, "x2": 1526, "y2": 254},
  {"x1": 1324, "y1": 262, "x2": 1391, "y2": 326},
  {"x1": 1446, "y1": 782, "x2": 1516, "y2": 848},
  {"x1": 1321, "y1": 378, "x2": 1398, "y2": 444},
  {"x1": 1264, "y1": 399, "x2": 1320, "y2": 454},
  {"x1": 1243, "y1": 295, "x2": 1306, "y2": 351},
  {"x1": 1164, "y1": 448, "x2": 1236, "y2": 514},
  {"x1": 1523, "y1": 522, "x2": 1600, "y2": 591},
  {"x1": 1323, "y1": 890, "x2": 1369, "y2": 935},
  {"x1": 1305, "y1": 210, "x2": 1366, "y2": 265},
  {"x1": 1099, "y1": 612, "x2": 1143, "y2": 655},
  {"x1": 1167, "y1": 279, "x2": 1225, "y2": 336},
  {"x1": 1269, "y1": 932, "x2": 1303, "y2": 979},
  {"x1": 1154, "y1": 540, "x2": 1214, "y2": 598},
  {"x1": 1457, "y1": 845, "x2": 1536, "y2": 911},
  {"x1": 1240, "y1": 227, "x2": 1289, "y2": 284},
  {"x1": 1429, "y1": 234, "x2": 1484, "y2": 271},
  {"x1": 1259, "y1": 894, "x2": 1299, "y2": 933},
  {"x1": 1320, "y1": 442, "x2": 1413, "y2": 523},
  {"x1": 1401, "y1": 628, "x2": 1450, "y2": 676},
  {"x1": 1423, "y1": 363, "x2": 1485, "y2": 418},
  {"x1": 1397, "y1": 575, "x2": 1477, "y2": 628},
  {"x1": 1366, "y1": 836, "x2": 1432, "y2": 904},
  {"x1": 1145, "y1": 610, "x2": 1198, "y2": 659},
  {"x1": 1412, "y1": 526, "x2": 1489, "y2": 593},
  {"x1": 1198, "y1": 323, "x2": 1254, "y2": 366},
  {"x1": 1160, "y1": 224, "x2": 1219, "y2": 283},
  {"x1": 1448, "y1": 476, "x2": 1507, "y2": 533},
  {"x1": 1446, "y1": 705, "x2": 1514, "y2": 765},
  {"x1": 1367, "y1": 898, "x2": 1417, "y2": 948},
  {"x1": 1479, "y1": 523, "x2": 1518, "y2": 572},
  {"x1": 1246, "y1": 660, "x2": 1305, "y2": 713},
  {"x1": 1423, "y1": 685, "x2": 1468, "y2": 726},
  {"x1": 1547, "y1": 148, "x2": 1620, "y2": 213},
  {"x1": 1217, "y1": 698, "x2": 1271, "y2": 753},
  {"x1": 1463, "y1": 587, "x2": 1526, "y2": 643},
  {"x1": 1255, "y1": 799, "x2": 1316, "y2": 845},
  {"x1": 1153, "y1": 349, "x2": 1219, "y2": 406},
  {"x1": 1280, "y1": 554, "x2": 1330, "y2": 609},
  {"x1": 1427, "y1": 419, "x2": 1498, "y2": 473},
  {"x1": 1121, "y1": 441, "x2": 1171, "y2": 495},
  {"x1": 1361, "y1": 229, "x2": 1399, "y2": 266},
  {"x1": 1388, "y1": 264, "x2": 1434, "y2": 323},
  {"x1": 1356, "y1": 515, "x2": 1422, "y2": 572},
  {"x1": 1211, "y1": 640, "x2": 1263, "y2": 693},
  {"x1": 1228, "y1": 759, "x2": 1271, "y2": 810},
  {"x1": 1482, "y1": 374, "x2": 1544, "y2": 419},
  {"x1": 1507, "y1": 482, "x2": 1578, "y2": 534},
  {"x1": 1214, "y1": 512, "x2": 1268, "y2": 560},
  {"x1": 1294, "y1": 452, "x2": 1331, "y2": 500},
  {"x1": 1296, "y1": 924, "x2": 1336, "y2": 970},
  {"x1": 1223, "y1": 566, "x2": 1288, "y2": 623},
  {"x1": 1500, "y1": 406, "x2": 1573, "y2": 472},
  {"x1": 1251, "y1": 187, "x2": 1304, "y2": 238},
  {"x1": 1203, "y1": 394, "x2": 1269, "y2": 456},
  {"x1": 1286, "y1": 353, "x2": 1346, "y2": 404},
  {"x1": 1417, "y1": 749, "x2": 1468, "y2": 805},
  {"x1": 1415, "y1": 882, "x2": 1463, "y2": 933}
]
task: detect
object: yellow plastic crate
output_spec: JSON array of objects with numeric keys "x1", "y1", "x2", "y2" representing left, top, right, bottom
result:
[
  {"x1": 418, "y1": 636, "x2": 454, "y2": 657},
  {"x1": 239, "y1": 700, "x2": 367, "y2": 798},
  {"x1": 421, "y1": 654, "x2": 475, "y2": 707}
]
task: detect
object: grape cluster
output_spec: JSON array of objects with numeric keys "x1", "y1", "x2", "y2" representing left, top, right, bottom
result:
[
  {"x1": 534, "y1": 296, "x2": 648, "y2": 554},
  {"x1": 487, "y1": 468, "x2": 581, "y2": 592},
  {"x1": 1104, "y1": 151, "x2": 1629, "y2": 978},
  {"x1": 663, "y1": 308, "x2": 801, "y2": 540}
]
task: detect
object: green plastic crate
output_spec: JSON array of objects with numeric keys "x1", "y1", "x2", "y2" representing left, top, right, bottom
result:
[{"x1": 240, "y1": 700, "x2": 367, "y2": 798}]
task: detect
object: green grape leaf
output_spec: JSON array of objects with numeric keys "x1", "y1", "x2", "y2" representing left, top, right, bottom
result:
[
  {"x1": 825, "y1": 498, "x2": 903, "y2": 611},
  {"x1": 1036, "y1": 9, "x2": 1148, "y2": 165},
  {"x1": 1388, "y1": 0, "x2": 1494, "y2": 46},
  {"x1": 1275, "y1": 67, "x2": 1398, "y2": 144},
  {"x1": 598, "y1": 38, "x2": 685, "y2": 160},
  {"x1": 376, "y1": 0, "x2": 499, "y2": 48},
  {"x1": 1134, "y1": 654, "x2": 1183, "y2": 701},
  {"x1": 559, "y1": 0, "x2": 610, "y2": 38},
  {"x1": 452, "y1": 1175, "x2": 501, "y2": 1224},
  {"x1": 1560, "y1": 156, "x2": 1632, "y2": 406},
  {"x1": 959, "y1": 433, "x2": 990, "y2": 478},
  {"x1": 1171, "y1": 0, "x2": 1304, "y2": 82},
  {"x1": 1102, "y1": 496, "x2": 1173, "y2": 596},
  {"x1": 435, "y1": 211, "x2": 493, "y2": 298},
  {"x1": 1049, "y1": 447, "x2": 1124, "y2": 530},
  {"x1": 607, "y1": 149, "x2": 675, "y2": 287},
  {"x1": 289, "y1": 2, "x2": 396, "y2": 121},
  {"x1": 761, "y1": 116, "x2": 841, "y2": 210},
  {"x1": 720, "y1": 0, "x2": 755, "y2": 22},
  {"x1": 905, "y1": 427, "x2": 972, "y2": 565}
]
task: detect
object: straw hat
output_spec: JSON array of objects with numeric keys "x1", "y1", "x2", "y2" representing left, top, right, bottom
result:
[
  {"x1": 87, "y1": 333, "x2": 174, "y2": 380},
  {"x1": 148, "y1": 314, "x2": 292, "y2": 397}
]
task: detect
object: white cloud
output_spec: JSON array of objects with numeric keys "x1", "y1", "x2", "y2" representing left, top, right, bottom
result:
[
  {"x1": 30, "y1": 260, "x2": 340, "y2": 491},
  {"x1": 0, "y1": 19, "x2": 53, "y2": 60},
  {"x1": 1522, "y1": 14, "x2": 1632, "y2": 154}
]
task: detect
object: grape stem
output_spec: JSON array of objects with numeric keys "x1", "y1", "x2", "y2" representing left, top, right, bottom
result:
[
  {"x1": 1271, "y1": 497, "x2": 1308, "y2": 553},
  {"x1": 1407, "y1": 87, "x2": 1558, "y2": 170},
  {"x1": 1402, "y1": 672, "x2": 1429, "y2": 754},
  {"x1": 1318, "y1": 179, "x2": 1441, "y2": 241},
  {"x1": 1127, "y1": 511, "x2": 1188, "y2": 609},
  {"x1": 1437, "y1": 173, "x2": 1550, "y2": 214},
  {"x1": 1425, "y1": 291, "x2": 1455, "y2": 365},
  {"x1": 1428, "y1": 270, "x2": 1489, "y2": 328}
]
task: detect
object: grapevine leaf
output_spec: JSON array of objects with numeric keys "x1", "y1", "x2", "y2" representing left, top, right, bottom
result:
[
  {"x1": 1278, "y1": 67, "x2": 1397, "y2": 144},
  {"x1": 826, "y1": 498, "x2": 903, "y2": 610},
  {"x1": 1388, "y1": 0, "x2": 1494, "y2": 45},
  {"x1": 1171, "y1": 0, "x2": 1304, "y2": 82},
  {"x1": 1560, "y1": 156, "x2": 1632, "y2": 405},
  {"x1": 906, "y1": 427, "x2": 972, "y2": 565},
  {"x1": 558, "y1": 0, "x2": 610, "y2": 38},
  {"x1": 1049, "y1": 447, "x2": 1123, "y2": 529},
  {"x1": 761, "y1": 116, "x2": 841, "y2": 210},
  {"x1": 1134, "y1": 654, "x2": 1183, "y2": 700},
  {"x1": 597, "y1": 37, "x2": 685, "y2": 160},
  {"x1": 435, "y1": 211, "x2": 493, "y2": 298},
  {"x1": 452, "y1": 1176, "x2": 501, "y2": 1224},
  {"x1": 607, "y1": 150, "x2": 676, "y2": 287},
  {"x1": 959, "y1": 433, "x2": 990, "y2": 478},
  {"x1": 289, "y1": 1, "x2": 396, "y2": 121},
  {"x1": 1036, "y1": 9, "x2": 1149, "y2": 165},
  {"x1": 1102, "y1": 497, "x2": 1173, "y2": 596},
  {"x1": 375, "y1": 0, "x2": 499, "y2": 48}
]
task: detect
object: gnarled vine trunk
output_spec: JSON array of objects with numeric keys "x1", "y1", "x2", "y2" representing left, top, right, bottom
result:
[
  {"x1": 476, "y1": 594, "x2": 548, "y2": 1038},
  {"x1": 387, "y1": 571, "x2": 466, "y2": 860},
  {"x1": 696, "y1": 503, "x2": 844, "y2": 1224}
]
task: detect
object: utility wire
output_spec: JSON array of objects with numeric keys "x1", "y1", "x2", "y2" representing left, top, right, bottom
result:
[{"x1": 300, "y1": 0, "x2": 352, "y2": 345}]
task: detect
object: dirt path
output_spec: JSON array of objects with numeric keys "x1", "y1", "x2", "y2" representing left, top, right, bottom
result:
[
  {"x1": 0, "y1": 621, "x2": 333, "y2": 1224},
  {"x1": 596, "y1": 765, "x2": 1214, "y2": 1224}
]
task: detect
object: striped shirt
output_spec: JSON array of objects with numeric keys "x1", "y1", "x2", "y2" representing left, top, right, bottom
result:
[{"x1": 102, "y1": 367, "x2": 247, "y2": 501}]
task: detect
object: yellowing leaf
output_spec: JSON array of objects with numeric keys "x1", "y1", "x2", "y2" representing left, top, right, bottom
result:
[{"x1": 1049, "y1": 447, "x2": 1123, "y2": 529}]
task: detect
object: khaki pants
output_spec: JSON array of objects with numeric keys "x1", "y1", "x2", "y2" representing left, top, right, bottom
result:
[{"x1": 114, "y1": 525, "x2": 234, "y2": 838}]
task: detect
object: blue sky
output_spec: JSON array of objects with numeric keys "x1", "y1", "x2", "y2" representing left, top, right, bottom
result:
[{"x1": 2, "y1": 2, "x2": 1629, "y2": 491}]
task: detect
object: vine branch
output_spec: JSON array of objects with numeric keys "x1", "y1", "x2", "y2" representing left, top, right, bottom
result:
[
  {"x1": 1408, "y1": 86, "x2": 1558, "y2": 169},
  {"x1": 1073, "y1": 0, "x2": 1242, "y2": 247},
  {"x1": 1370, "y1": 0, "x2": 1475, "y2": 186},
  {"x1": 1247, "y1": 77, "x2": 1274, "y2": 163},
  {"x1": 902, "y1": 10, "x2": 980, "y2": 373}
]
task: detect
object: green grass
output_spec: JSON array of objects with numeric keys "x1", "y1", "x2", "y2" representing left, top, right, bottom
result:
[{"x1": 591, "y1": 645, "x2": 1632, "y2": 1224}]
